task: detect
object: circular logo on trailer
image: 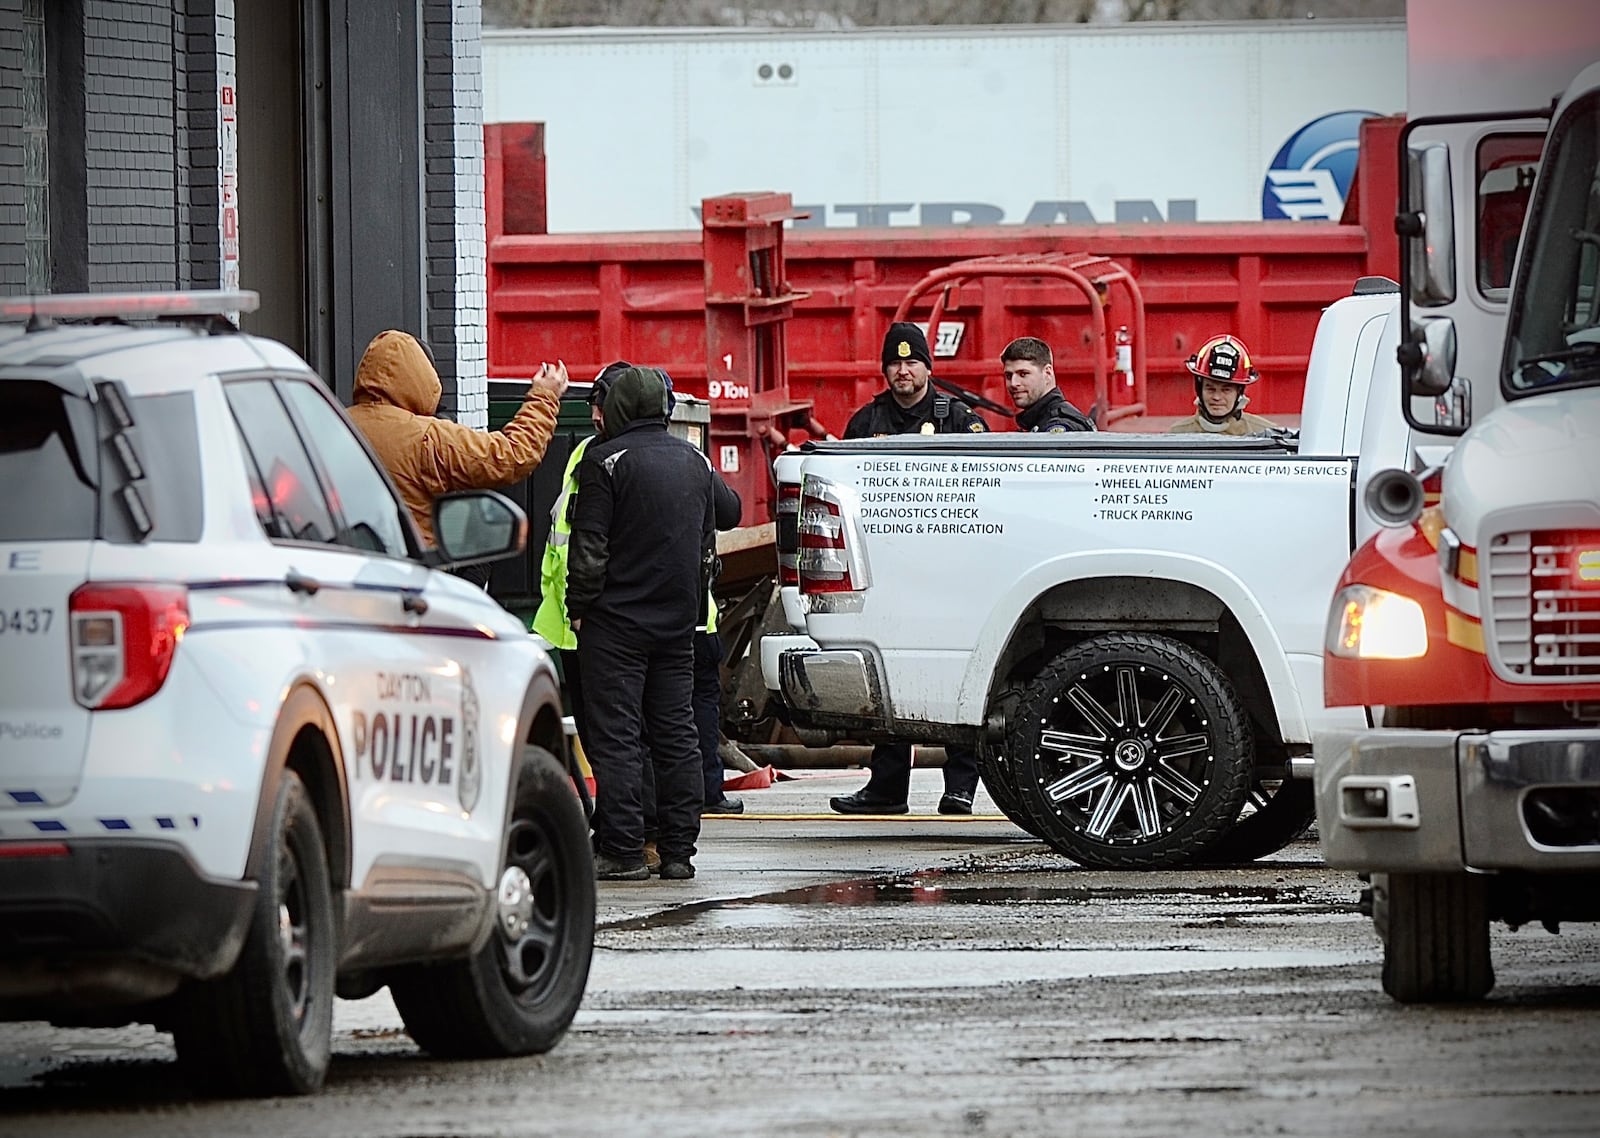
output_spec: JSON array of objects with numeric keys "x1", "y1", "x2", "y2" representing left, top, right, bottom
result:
[
  {"x1": 1262, "y1": 110, "x2": 1378, "y2": 221},
  {"x1": 458, "y1": 667, "x2": 481, "y2": 813}
]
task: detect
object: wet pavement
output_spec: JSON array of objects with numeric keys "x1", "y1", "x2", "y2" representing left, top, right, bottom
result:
[{"x1": 3, "y1": 769, "x2": 1599, "y2": 1137}]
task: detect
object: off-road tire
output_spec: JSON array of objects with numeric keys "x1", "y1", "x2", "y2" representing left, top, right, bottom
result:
[
  {"x1": 391, "y1": 745, "x2": 595, "y2": 1057},
  {"x1": 172, "y1": 771, "x2": 336, "y2": 1096},
  {"x1": 1374, "y1": 872, "x2": 1494, "y2": 1003},
  {"x1": 1199, "y1": 776, "x2": 1316, "y2": 863},
  {"x1": 1009, "y1": 632, "x2": 1254, "y2": 870},
  {"x1": 976, "y1": 740, "x2": 1041, "y2": 837}
]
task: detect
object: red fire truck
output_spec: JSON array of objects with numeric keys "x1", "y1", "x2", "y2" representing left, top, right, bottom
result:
[{"x1": 1313, "y1": 0, "x2": 1600, "y2": 1002}]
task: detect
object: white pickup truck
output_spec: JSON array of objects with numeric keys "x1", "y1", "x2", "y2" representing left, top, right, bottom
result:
[{"x1": 765, "y1": 281, "x2": 1425, "y2": 869}]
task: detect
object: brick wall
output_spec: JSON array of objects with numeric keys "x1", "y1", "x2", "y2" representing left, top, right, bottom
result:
[
  {"x1": 0, "y1": 1, "x2": 228, "y2": 294},
  {"x1": 83, "y1": 1, "x2": 176, "y2": 288},
  {"x1": 0, "y1": 0, "x2": 25, "y2": 293},
  {"x1": 451, "y1": 0, "x2": 489, "y2": 429},
  {"x1": 0, "y1": 0, "x2": 486, "y2": 399},
  {"x1": 422, "y1": 0, "x2": 488, "y2": 427},
  {"x1": 175, "y1": 0, "x2": 222, "y2": 290}
]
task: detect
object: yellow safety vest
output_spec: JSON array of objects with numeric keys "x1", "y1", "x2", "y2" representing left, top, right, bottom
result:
[
  {"x1": 531, "y1": 437, "x2": 590, "y2": 649},
  {"x1": 530, "y1": 435, "x2": 717, "y2": 645}
]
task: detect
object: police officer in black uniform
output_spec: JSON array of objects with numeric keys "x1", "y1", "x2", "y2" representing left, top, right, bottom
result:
[
  {"x1": 830, "y1": 323, "x2": 986, "y2": 816},
  {"x1": 1002, "y1": 336, "x2": 1094, "y2": 432},
  {"x1": 568, "y1": 366, "x2": 716, "y2": 881},
  {"x1": 843, "y1": 321, "x2": 989, "y2": 438}
]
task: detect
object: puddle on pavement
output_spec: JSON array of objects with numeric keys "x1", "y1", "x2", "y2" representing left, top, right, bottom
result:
[
  {"x1": 603, "y1": 876, "x2": 1352, "y2": 934},
  {"x1": 585, "y1": 946, "x2": 1375, "y2": 993},
  {"x1": 590, "y1": 874, "x2": 1370, "y2": 991}
]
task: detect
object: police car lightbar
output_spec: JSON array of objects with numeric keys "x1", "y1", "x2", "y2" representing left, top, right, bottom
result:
[{"x1": 0, "y1": 290, "x2": 261, "y2": 323}]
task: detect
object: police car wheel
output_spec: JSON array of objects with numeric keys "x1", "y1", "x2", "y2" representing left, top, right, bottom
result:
[
  {"x1": 1375, "y1": 872, "x2": 1494, "y2": 1003},
  {"x1": 1009, "y1": 632, "x2": 1253, "y2": 870},
  {"x1": 172, "y1": 770, "x2": 336, "y2": 1096},
  {"x1": 975, "y1": 741, "x2": 1041, "y2": 837},
  {"x1": 391, "y1": 744, "x2": 596, "y2": 1058},
  {"x1": 1196, "y1": 776, "x2": 1316, "y2": 864}
]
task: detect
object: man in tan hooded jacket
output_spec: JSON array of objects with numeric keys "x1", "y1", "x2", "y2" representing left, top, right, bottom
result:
[{"x1": 348, "y1": 330, "x2": 567, "y2": 546}]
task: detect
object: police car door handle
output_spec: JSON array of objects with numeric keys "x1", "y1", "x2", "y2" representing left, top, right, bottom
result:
[
  {"x1": 285, "y1": 570, "x2": 322, "y2": 596},
  {"x1": 401, "y1": 591, "x2": 428, "y2": 616}
]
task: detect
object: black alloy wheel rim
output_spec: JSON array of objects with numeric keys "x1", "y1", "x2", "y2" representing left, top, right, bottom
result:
[
  {"x1": 1030, "y1": 662, "x2": 1216, "y2": 845},
  {"x1": 494, "y1": 817, "x2": 564, "y2": 1003},
  {"x1": 276, "y1": 845, "x2": 312, "y2": 1024}
]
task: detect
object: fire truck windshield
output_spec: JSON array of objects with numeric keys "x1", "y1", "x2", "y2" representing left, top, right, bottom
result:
[{"x1": 1506, "y1": 92, "x2": 1600, "y2": 396}]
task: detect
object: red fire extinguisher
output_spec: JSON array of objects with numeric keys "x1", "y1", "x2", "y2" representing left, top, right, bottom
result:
[{"x1": 1114, "y1": 325, "x2": 1133, "y2": 388}]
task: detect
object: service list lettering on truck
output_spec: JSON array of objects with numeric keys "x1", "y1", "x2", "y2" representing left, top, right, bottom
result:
[
  {"x1": 766, "y1": 288, "x2": 1409, "y2": 871},
  {"x1": 854, "y1": 456, "x2": 1352, "y2": 535}
]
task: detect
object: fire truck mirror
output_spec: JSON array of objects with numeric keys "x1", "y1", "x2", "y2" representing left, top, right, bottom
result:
[
  {"x1": 1406, "y1": 141, "x2": 1458, "y2": 308},
  {"x1": 1405, "y1": 315, "x2": 1459, "y2": 399}
]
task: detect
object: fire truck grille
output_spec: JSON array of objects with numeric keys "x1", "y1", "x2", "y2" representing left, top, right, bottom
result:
[{"x1": 1486, "y1": 530, "x2": 1600, "y2": 681}]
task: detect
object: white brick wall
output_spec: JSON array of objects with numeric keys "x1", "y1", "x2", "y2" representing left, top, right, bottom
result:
[{"x1": 452, "y1": 0, "x2": 488, "y2": 429}]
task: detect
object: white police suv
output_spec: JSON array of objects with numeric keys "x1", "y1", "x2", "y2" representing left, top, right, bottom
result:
[{"x1": 0, "y1": 291, "x2": 594, "y2": 1096}]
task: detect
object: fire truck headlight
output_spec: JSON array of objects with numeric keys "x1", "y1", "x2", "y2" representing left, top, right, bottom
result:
[{"x1": 1327, "y1": 585, "x2": 1428, "y2": 660}]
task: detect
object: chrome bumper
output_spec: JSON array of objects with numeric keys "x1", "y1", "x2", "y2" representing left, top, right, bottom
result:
[
  {"x1": 761, "y1": 633, "x2": 819, "y2": 693},
  {"x1": 776, "y1": 647, "x2": 889, "y2": 728},
  {"x1": 1316, "y1": 727, "x2": 1600, "y2": 872}
]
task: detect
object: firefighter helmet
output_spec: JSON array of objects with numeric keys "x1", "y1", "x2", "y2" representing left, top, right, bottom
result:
[{"x1": 1185, "y1": 334, "x2": 1259, "y2": 386}]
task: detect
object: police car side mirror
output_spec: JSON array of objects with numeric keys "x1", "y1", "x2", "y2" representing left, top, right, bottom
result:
[{"x1": 432, "y1": 490, "x2": 528, "y2": 567}]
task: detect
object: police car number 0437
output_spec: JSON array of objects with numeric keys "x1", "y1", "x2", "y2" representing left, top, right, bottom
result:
[{"x1": 1, "y1": 608, "x2": 53, "y2": 634}]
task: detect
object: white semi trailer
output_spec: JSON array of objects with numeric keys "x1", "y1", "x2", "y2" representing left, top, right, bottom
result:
[{"x1": 484, "y1": 19, "x2": 1405, "y2": 231}]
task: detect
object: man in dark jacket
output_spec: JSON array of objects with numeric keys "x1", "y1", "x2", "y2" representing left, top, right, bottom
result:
[
  {"x1": 696, "y1": 472, "x2": 746, "y2": 817},
  {"x1": 830, "y1": 323, "x2": 985, "y2": 817},
  {"x1": 844, "y1": 321, "x2": 988, "y2": 438},
  {"x1": 568, "y1": 366, "x2": 716, "y2": 881},
  {"x1": 1002, "y1": 336, "x2": 1095, "y2": 432}
]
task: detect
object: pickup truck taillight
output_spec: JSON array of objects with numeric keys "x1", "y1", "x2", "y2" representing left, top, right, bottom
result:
[
  {"x1": 776, "y1": 481, "x2": 801, "y2": 587},
  {"x1": 69, "y1": 583, "x2": 189, "y2": 710},
  {"x1": 798, "y1": 489, "x2": 862, "y2": 595}
]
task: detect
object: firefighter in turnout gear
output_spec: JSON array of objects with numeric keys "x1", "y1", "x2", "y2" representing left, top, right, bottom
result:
[{"x1": 1167, "y1": 334, "x2": 1277, "y2": 436}]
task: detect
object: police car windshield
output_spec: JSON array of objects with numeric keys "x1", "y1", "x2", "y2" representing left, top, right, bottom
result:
[{"x1": 1506, "y1": 93, "x2": 1600, "y2": 396}]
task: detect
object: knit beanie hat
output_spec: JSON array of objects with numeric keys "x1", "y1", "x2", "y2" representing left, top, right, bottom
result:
[
  {"x1": 881, "y1": 322, "x2": 933, "y2": 370},
  {"x1": 589, "y1": 359, "x2": 633, "y2": 407}
]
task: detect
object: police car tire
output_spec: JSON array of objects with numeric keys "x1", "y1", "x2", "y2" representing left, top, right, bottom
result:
[
  {"x1": 171, "y1": 770, "x2": 336, "y2": 1097},
  {"x1": 1375, "y1": 872, "x2": 1494, "y2": 1003},
  {"x1": 391, "y1": 745, "x2": 595, "y2": 1058},
  {"x1": 1009, "y1": 632, "x2": 1253, "y2": 870},
  {"x1": 975, "y1": 742, "x2": 1042, "y2": 837},
  {"x1": 1196, "y1": 776, "x2": 1316, "y2": 864}
]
